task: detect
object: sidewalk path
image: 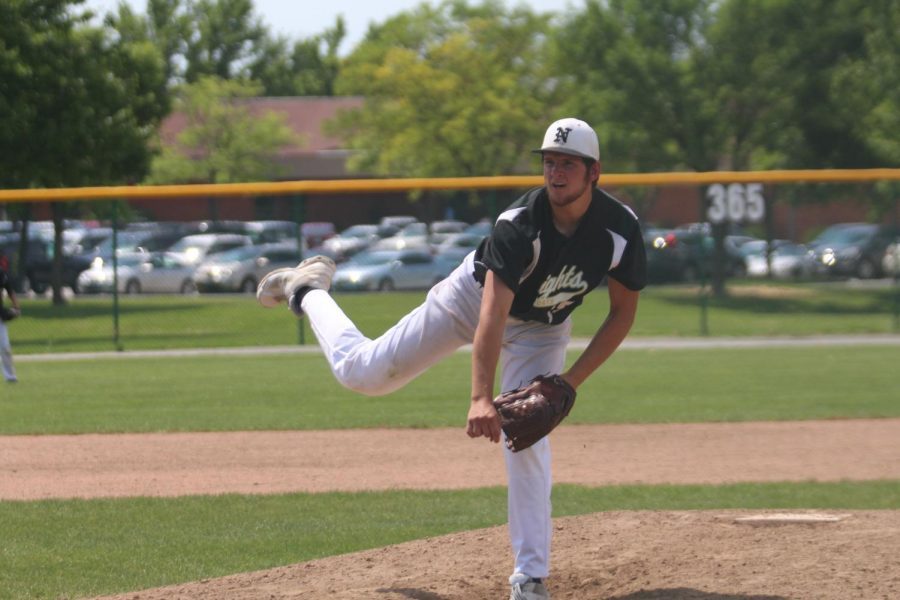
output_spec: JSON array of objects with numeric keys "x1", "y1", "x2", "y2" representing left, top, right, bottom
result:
[{"x1": 15, "y1": 334, "x2": 900, "y2": 362}]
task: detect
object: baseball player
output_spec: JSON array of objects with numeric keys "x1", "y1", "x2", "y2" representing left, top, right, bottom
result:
[
  {"x1": 0, "y1": 250, "x2": 20, "y2": 383},
  {"x1": 258, "y1": 117, "x2": 646, "y2": 600}
]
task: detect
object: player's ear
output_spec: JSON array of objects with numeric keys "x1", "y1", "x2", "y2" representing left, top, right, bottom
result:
[{"x1": 590, "y1": 160, "x2": 601, "y2": 184}]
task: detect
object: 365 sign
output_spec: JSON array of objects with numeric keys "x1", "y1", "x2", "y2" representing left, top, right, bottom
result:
[{"x1": 706, "y1": 183, "x2": 765, "y2": 224}]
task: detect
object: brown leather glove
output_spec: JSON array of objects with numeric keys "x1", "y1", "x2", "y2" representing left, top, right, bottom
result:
[{"x1": 493, "y1": 374, "x2": 576, "y2": 452}]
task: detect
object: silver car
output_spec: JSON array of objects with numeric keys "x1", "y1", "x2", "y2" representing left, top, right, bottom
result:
[
  {"x1": 193, "y1": 243, "x2": 302, "y2": 293},
  {"x1": 166, "y1": 233, "x2": 253, "y2": 266},
  {"x1": 332, "y1": 249, "x2": 452, "y2": 292},
  {"x1": 78, "y1": 252, "x2": 198, "y2": 294}
]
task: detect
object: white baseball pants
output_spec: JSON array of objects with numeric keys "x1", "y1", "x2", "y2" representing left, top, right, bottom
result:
[
  {"x1": 0, "y1": 321, "x2": 16, "y2": 382},
  {"x1": 300, "y1": 254, "x2": 571, "y2": 581}
]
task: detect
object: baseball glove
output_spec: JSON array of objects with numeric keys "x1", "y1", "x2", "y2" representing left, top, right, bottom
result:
[
  {"x1": 0, "y1": 307, "x2": 18, "y2": 322},
  {"x1": 493, "y1": 374, "x2": 576, "y2": 452}
]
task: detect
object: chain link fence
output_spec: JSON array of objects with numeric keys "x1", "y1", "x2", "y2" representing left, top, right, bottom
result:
[{"x1": 1, "y1": 175, "x2": 899, "y2": 355}]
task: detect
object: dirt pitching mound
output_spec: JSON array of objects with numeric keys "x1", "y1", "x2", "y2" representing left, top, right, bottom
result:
[{"x1": 94, "y1": 509, "x2": 899, "y2": 600}]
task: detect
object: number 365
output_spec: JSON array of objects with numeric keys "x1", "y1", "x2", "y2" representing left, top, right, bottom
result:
[{"x1": 706, "y1": 183, "x2": 765, "y2": 224}]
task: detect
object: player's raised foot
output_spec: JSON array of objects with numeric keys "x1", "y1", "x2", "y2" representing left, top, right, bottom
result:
[
  {"x1": 509, "y1": 576, "x2": 549, "y2": 600},
  {"x1": 256, "y1": 255, "x2": 336, "y2": 312}
]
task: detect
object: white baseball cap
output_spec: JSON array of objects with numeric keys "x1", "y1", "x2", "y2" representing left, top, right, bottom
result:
[{"x1": 534, "y1": 118, "x2": 600, "y2": 161}]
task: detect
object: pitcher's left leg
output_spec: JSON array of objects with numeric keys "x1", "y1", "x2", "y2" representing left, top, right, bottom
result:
[{"x1": 500, "y1": 319, "x2": 571, "y2": 582}]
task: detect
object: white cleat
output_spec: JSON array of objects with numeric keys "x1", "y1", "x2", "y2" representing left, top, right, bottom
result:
[
  {"x1": 256, "y1": 255, "x2": 336, "y2": 309},
  {"x1": 509, "y1": 578, "x2": 549, "y2": 600}
]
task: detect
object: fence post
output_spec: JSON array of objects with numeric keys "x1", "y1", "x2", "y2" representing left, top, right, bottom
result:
[
  {"x1": 112, "y1": 202, "x2": 122, "y2": 351},
  {"x1": 698, "y1": 187, "x2": 710, "y2": 336},
  {"x1": 293, "y1": 194, "x2": 306, "y2": 345},
  {"x1": 893, "y1": 237, "x2": 899, "y2": 333}
]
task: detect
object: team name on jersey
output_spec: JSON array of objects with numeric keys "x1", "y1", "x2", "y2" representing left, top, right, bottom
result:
[{"x1": 533, "y1": 265, "x2": 588, "y2": 309}]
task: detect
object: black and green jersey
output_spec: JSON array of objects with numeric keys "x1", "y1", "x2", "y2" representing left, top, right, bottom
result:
[{"x1": 474, "y1": 186, "x2": 646, "y2": 324}]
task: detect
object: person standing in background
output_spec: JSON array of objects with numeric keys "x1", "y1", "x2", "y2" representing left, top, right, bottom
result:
[{"x1": 0, "y1": 248, "x2": 21, "y2": 383}]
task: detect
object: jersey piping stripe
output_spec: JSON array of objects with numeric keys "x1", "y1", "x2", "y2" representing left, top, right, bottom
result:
[{"x1": 607, "y1": 229, "x2": 627, "y2": 270}]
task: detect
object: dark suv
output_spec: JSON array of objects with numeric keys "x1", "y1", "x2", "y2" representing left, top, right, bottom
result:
[
  {"x1": 0, "y1": 235, "x2": 93, "y2": 293},
  {"x1": 808, "y1": 223, "x2": 900, "y2": 279}
]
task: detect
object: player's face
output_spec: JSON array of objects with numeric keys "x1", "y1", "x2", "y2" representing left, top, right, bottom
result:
[{"x1": 542, "y1": 152, "x2": 594, "y2": 208}]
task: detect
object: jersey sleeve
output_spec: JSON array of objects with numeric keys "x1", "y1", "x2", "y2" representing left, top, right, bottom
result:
[
  {"x1": 608, "y1": 222, "x2": 647, "y2": 291},
  {"x1": 477, "y1": 219, "x2": 534, "y2": 293}
]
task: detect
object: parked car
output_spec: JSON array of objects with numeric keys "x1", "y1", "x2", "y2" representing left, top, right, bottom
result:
[
  {"x1": 241, "y1": 221, "x2": 299, "y2": 245},
  {"x1": 807, "y1": 223, "x2": 900, "y2": 279},
  {"x1": 463, "y1": 220, "x2": 493, "y2": 237},
  {"x1": 0, "y1": 235, "x2": 93, "y2": 293},
  {"x1": 166, "y1": 233, "x2": 253, "y2": 266},
  {"x1": 644, "y1": 227, "x2": 690, "y2": 283},
  {"x1": 743, "y1": 240, "x2": 815, "y2": 279},
  {"x1": 332, "y1": 248, "x2": 452, "y2": 291},
  {"x1": 321, "y1": 224, "x2": 381, "y2": 260},
  {"x1": 63, "y1": 227, "x2": 113, "y2": 256},
  {"x1": 193, "y1": 243, "x2": 302, "y2": 293},
  {"x1": 379, "y1": 215, "x2": 418, "y2": 230},
  {"x1": 300, "y1": 222, "x2": 336, "y2": 248},
  {"x1": 371, "y1": 222, "x2": 430, "y2": 251},
  {"x1": 84, "y1": 227, "x2": 190, "y2": 266},
  {"x1": 643, "y1": 226, "x2": 752, "y2": 283},
  {"x1": 433, "y1": 232, "x2": 486, "y2": 265},
  {"x1": 78, "y1": 252, "x2": 199, "y2": 294},
  {"x1": 428, "y1": 220, "x2": 469, "y2": 246}
]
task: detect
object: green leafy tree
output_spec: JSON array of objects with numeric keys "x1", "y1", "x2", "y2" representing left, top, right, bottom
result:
[
  {"x1": 103, "y1": 0, "x2": 344, "y2": 96},
  {"x1": 831, "y1": 0, "x2": 900, "y2": 166},
  {"x1": 0, "y1": 0, "x2": 167, "y2": 303},
  {"x1": 250, "y1": 17, "x2": 346, "y2": 96},
  {"x1": 331, "y1": 0, "x2": 560, "y2": 178},
  {"x1": 104, "y1": 0, "x2": 191, "y2": 91},
  {"x1": 182, "y1": 0, "x2": 265, "y2": 81},
  {"x1": 552, "y1": 0, "x2": 718, "y2": 173},
  {"x1": 148, "y1": 76, "x2": 298, "y2": 185},
  {"x1": 713, "y1": 0, "x2": 877, "y2": 170}
]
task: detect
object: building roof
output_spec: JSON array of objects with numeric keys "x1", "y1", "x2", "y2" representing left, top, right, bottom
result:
[{"x1": 158, "y1": 96, "x2": 366, "y2": 179}]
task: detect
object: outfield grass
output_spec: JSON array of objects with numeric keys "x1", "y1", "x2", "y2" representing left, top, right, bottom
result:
[
  {"x1": 2, "y1": 481, "x2": 899, "y2": 600},
  {"x1": 1, "y1": 345, "x2": 898, "y2": 434},
  {"x1": 10, "y1": 281, "x2": 900, "y2": 354}
]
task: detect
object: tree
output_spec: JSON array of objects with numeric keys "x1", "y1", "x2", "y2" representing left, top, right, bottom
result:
[
  {"x1": 552, "y1": 0, "x2": 719, "y2": 173},
  {"x1": 331, "y1": 0, "x2": 560, "y2": 179},
  {"x1": 249, "y1": 17, "x2": 346, "y2": 96},
  {"x1": 708, "y1": 0, "x2": 879, "y2": 171},
  {"x1": 830, "y1": 0, "x2": 900, "y2": 167},
  {"x1": 182, "y1": 0, "x2": 265, "y2": 82},
  {"x1": 148, "y1": 76, "x2": 298, "y2": 186},
  {"x1": 0, "y1": 0, "x2": 168, "y2": 303},
  {"x1": 104, "y1": 0, "x2": 191, "y2": 92},
  {"x1": 103, "y1": 0, "x2": 344, "y2": 96}
]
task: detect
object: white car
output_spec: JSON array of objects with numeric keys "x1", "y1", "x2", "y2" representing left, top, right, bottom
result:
[
  {"x1": 371, "y1": 222, "x2": 429, "y2": 251},
  {"x1": 743, "y1": 240, "x2": 814, "y2": 279},
  {"x1": 193, "y1": 243, "x2": 302, "y2": 293},
  {"x1": 321, "y1": 224, "x2": 381, "y2": 259},
  {"x1": 332, "y1": 249, "x2": 452, "y2": 291},
  {"x1": 166, "y1": 233, "x2": 253, "y2": 266},
  {"x1": 78, "y1": 252, "x2": 199, "y2": 294}
]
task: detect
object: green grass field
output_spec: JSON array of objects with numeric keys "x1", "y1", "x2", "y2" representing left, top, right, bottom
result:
[
  {"x1": 2, "y1": 345, "x2": 899, "y2": 434},
  {"x1": 10, "y1": 281, "x2": 900, "y2": 354},
  {"x1": 2, "y1": 284, "x2": 899, "y2": 599}
]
